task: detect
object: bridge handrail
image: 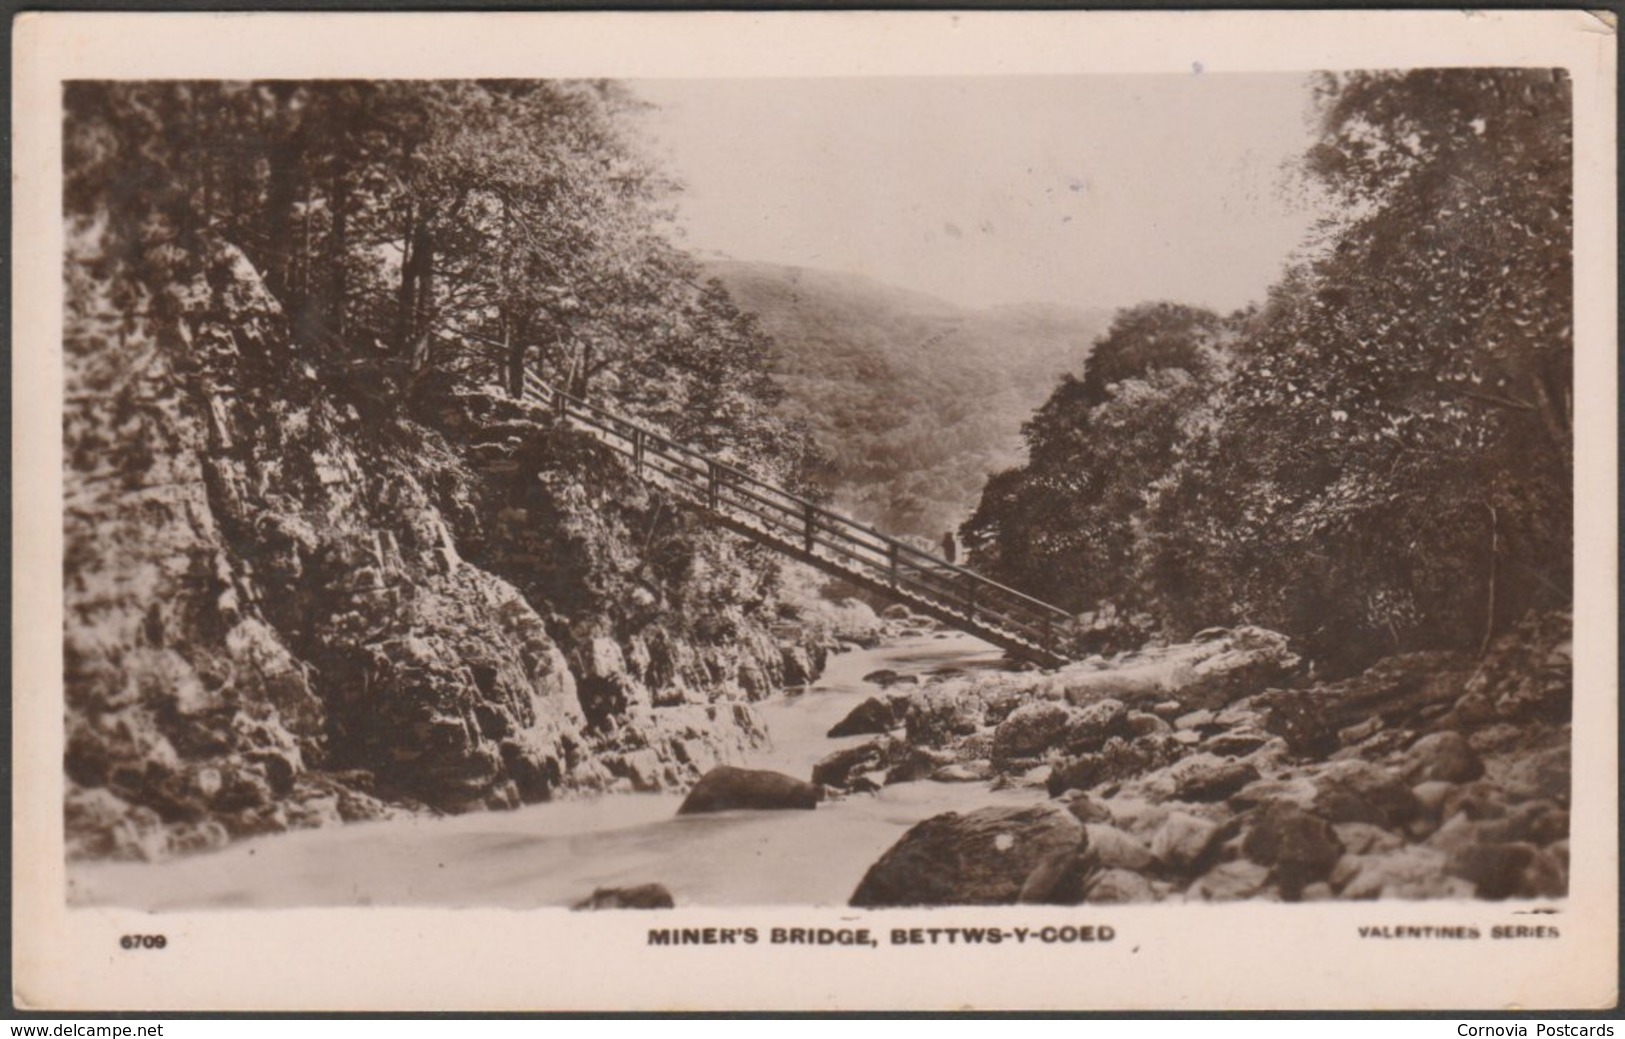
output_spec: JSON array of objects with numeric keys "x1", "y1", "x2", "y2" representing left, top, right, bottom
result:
[{"x1": 516, "y1": 369, "x2": 1072, "y2": 627}]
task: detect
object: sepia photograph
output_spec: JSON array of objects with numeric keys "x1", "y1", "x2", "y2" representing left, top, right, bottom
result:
[{"x1": 13, "y1": 9, "x2": 1618, "y2": 1012}]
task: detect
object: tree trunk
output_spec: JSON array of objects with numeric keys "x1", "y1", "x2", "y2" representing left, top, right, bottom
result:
[
  {"x1": 262, "y1": 90, "x2": 302, "y2": 298},
  {"x1": 505, "y1": 322, "x2": 526, "y2": 399},
  {"x1": 394, "y1": 204, "x2": 426, "y2": 353},
  {"x1": 329, "y1": 167, "x2": 348, "y2": 342}
]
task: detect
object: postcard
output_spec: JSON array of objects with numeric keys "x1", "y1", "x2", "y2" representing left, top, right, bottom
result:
[{"x1": 13, "y1": 9, "x2": 1617, "y2": 1012}]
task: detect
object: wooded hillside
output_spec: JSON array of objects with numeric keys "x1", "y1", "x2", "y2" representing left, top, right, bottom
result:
[{"x1": 710, "y1": 260, "x2": 1110, "y2": 539}]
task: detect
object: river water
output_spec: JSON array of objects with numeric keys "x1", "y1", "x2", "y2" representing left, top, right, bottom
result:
[{"x1": 68, "y1": 632, "x2": 1044, "y2": 910}]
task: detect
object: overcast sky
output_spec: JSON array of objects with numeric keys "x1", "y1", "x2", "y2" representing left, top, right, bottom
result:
[{"x1": 631, "y1": 75, "x2": 1330, "y2": 313}]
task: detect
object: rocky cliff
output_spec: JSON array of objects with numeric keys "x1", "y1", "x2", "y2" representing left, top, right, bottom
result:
[{"x1": 63, "y1": 233, "x2": 871, "y2": 861}]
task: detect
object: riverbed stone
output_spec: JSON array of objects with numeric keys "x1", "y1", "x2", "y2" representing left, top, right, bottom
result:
[
  {"x1": 991, "y1": 701, "x2": 1078, "y2": 766},
  {"x1": 1151, "y1": 811, "x2": 1219, "y2": 872},
  {"x1": 571, "y1": 883, "x2": 675, "y2": 910},
  {"x1": 1240, "y1": 802, "x2": 1343, "y2": 900},
  {"x1": 1083, "y1": 823, "x2": 1154, "y2": 871},
  {"x1": 1187, "y1": 859, "x2": 1274, "y2": 902},
  {"x1": 1401, "y1": 731, "x2": 1483, "y2": 784},
  {"x1": 827, "y1": 697, "x2": 900, "y2": 738},
  {"x1": 1083, "y1": 867, "x2": 1158, "y2": 904},
  {"x1": 812, "y1": 738, "x2": 899, "y2": 789},
  {"x1": 1170, "y1": 755, "x2": 1260, "y2": 803},
  {"x1": 1306, "y1": 760, "x2": 1419, "y2": 827},
  {"x1": 1335, "y1": 846, "x2": 1473, "y2": 900},
  {"x1": 850, "y1": 803, "x2": 1085, "y2": 907},
  {"x1": 677, "y1": 766, "x2": 822, "y2": 814},
  {"x1": 904, "y1": 686, "x2": 984, "y2": 747},
  {"x1": 1445, "y1": 842, "x2": 1567, "y2": 900}
]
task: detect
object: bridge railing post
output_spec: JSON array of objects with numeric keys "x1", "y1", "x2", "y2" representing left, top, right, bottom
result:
[
  {"x1": 965, "y1": 576, "x2": 977, "y2": 621},
  {"x1": 802, "y1": 502, "x2": 816, "y2": 555},
  {"x1": 632, "y1": 428, "x2": 644, "y2": 474},
  {"x1": 887, "y1": 541, "x2": 899, "y2": 587},
  {"x1": 707, "y1": 462, "x2": 721, "y2": 510}
]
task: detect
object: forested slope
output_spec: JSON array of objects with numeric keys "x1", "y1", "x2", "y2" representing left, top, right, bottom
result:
[{"x1": 709, "y1": 260, "x2": 1110, "y2": 539}]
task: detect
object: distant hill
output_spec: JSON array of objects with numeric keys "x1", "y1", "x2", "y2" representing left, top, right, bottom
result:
[{"x1": 707, "y1": 260, "x2": 1112, "y2": 540}]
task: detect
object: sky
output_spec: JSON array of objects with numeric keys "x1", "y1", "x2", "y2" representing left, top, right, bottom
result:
[{"x1": 630, "y1": 75, "x2": 1330, "y2": 313}]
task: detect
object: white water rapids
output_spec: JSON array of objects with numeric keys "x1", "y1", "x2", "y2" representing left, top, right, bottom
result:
[{"x1": 68, "y1": 632, "x2": 1045, "y2": 910}]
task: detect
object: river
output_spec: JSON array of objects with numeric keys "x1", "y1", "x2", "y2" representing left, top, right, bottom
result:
[{"x1": 68, "y1": 632, "x2": 1044, "y2": 910}]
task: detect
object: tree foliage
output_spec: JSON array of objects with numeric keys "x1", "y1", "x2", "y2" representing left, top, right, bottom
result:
[
  {"x1": 964, "y1": 69, "x2": 1572, "y2": 672},
  {"x1": 63, "y1": 79, "x2": 815, "y2": 487}
]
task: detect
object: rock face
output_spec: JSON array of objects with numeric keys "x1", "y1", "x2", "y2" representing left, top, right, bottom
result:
[
  {"x1": 1056, "y1": 627, "x2": 1300, "y2": 711},
  {"x1": 677, "y1": 766, "x2": 822, "y2": 814},
  {"x1": 62, "y1": 232, "x2": 844, "y2": 861},
  {"x1": 850, "y1": 804, "x2": 1085, "y2": 907}
]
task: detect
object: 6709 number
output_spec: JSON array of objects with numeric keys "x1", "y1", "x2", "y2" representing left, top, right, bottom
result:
[{"x1": 120, "y1": 934, "x2": 167, "y2": 950}]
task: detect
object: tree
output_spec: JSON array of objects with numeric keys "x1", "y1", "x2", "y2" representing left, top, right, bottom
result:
[{"x1": 960, "y1": 302, "x2": 1227, "y2": 613}]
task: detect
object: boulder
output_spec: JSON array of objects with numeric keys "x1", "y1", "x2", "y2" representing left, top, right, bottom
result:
[
  {"x1": 991, "y1": 701, "x2": 1078, "y2": 766},
  {"x1": 1401, "y1": 731, "x2": 1484, "y2": 784},
  {"x1": 1083, "y1": 823, "x2": 1155, "y2": 871},
  {"x1": 1501, "y1": 745, "x2": 1571, "y2": 805},
  {"x1": 1333, "y1": 821, "x2": 1404, "y2": 857},
  {"x1": 1082, "y1": 867, "x2": 1158, "y2": 904},
  {"x1": 1187, "y1": 860, "x2": 1273, "y2": 902},
  {"x1": 1049, "y1": 735, "x2": 1185, "y2": 798},
  {"x1": 1410, "y1": 780, "x2": 1457, "y2": 820},
  {"x1": 904, "y1": 687, "x2": 985, "y2": 747},
  {"x1": 931, "y1": 762, "x2": 991, "y2": 783},
  {"x1": 1306, "y1": 760, "x2": 1419, "y2": 828},
  {"x1": 1230, "y1": 775, "x2": 1319, "y2": 812},
  {"x1": 1125, "y1": 711, "x2": 1172, "y2": 737},
  {"x1": 571, "y1": 884, "x2": 675, "y2": 910},
  {"x1": 1446, "y1": 842, "x2": 1567, "y2": 900},
  {"x1": 1170, "y1": 755, "x2": 1260, "y2": 803},
  {"x1": 1473, "y1": 800, "x2": 1569, "y2": 847},
  {"x1": 1151, "y1": 812, "x2": 1220, "y2": 873},
  {"x1": 850, "y1": 804, "x2": 1085, "y2": 907},
  {"x1": 1066, "y1": 624, "x2": 1293, "y2": 715},
  {"x1": 1258, "y1": 650, "x2": 1472, "y2": 757},
  {"x1": 1439, "y1": 780, "x2": 1513, "y2": 822},
  {"x1": 1017, "y1": 848, "x2": 1093, "y2": 904},
  {"x1": 677, "y1": 766, "x2": 822, "y2": 814},
  {"x1": 1063, "y1": 698, "x2": 1130, "y2": 753},
  {"x1": 863, "y1": 668, "x2": 919, "y2": 689},
  {"x1": 827, "y1": 697, "x2": 900, "y2": 738},
  {"x1": 1203, "y1": 729, "x2": 1272, "y2": 758},
  {"x1": 885, "y1": 745, "x2": 958, "y2": 785},
  {"x1": 812, "y1": 739, "x2": 899, "y2": 789},
  {"x1": 1334, "y1": 846, "x2": 1474, "y2": 900},
  {"x1": 1061, "y1": 792, "x2": 1115, "y2": 826},
  {"x1": 1240, "y1": 803, "x2": 1344, "y2": 900}
]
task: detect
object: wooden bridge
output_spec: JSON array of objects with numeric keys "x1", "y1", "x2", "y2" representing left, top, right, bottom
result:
[
  {"x1": 249, "y1": 267, "x2": 1079, "y2": 667},
  {"x1": 515, "y1": 368, "x2": 1078, "y2": 668}
]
